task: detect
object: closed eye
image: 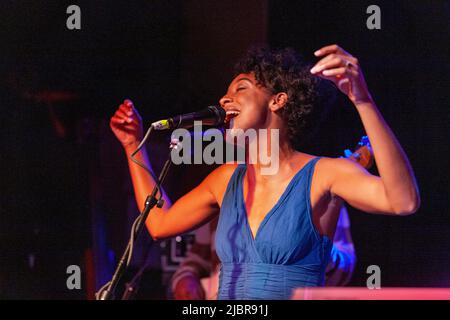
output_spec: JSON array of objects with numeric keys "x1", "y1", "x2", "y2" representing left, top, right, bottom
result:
[{"x1": 236, "y1": 87, "x2": 246, "y2": 91}]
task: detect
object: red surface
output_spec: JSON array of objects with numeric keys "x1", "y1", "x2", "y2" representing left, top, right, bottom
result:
[{"x1": 291, "y1": 287, "x2": 450, "y2": 300}]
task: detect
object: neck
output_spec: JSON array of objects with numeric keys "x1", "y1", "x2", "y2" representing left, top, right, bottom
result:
[{"x1": 245, "y1": 128, "x2": 297, "y2": 179}]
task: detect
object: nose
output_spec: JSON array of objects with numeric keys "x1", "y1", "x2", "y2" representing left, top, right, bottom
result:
[{"x1": 219, "y1": 94, "x2": 232, "y2": 108}]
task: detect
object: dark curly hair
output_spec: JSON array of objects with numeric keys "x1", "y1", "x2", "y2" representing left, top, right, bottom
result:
[{"x1": 234, "y1": 46, "x2": 333, "y2": 150}]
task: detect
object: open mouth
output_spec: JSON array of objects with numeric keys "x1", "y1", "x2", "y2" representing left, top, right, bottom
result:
[{"x1": 224, "y1": 110, "x2": 240, "y2": 123}]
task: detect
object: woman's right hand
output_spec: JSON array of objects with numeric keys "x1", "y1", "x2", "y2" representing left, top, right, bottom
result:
[{"x1": 110, "y1": 99, "x2": 143, "y2": 149}]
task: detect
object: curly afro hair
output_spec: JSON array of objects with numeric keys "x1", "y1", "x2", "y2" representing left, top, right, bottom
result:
[{"x1": 233, "y1": 46, "x2": 333, "y2": 150}]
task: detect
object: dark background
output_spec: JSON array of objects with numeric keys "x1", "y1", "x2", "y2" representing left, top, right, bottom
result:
[{"x1": 0, "y1": 1, "x2": 448, "y2": 299}]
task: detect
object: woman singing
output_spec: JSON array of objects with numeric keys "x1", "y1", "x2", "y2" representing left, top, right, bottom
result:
[{"x1": 110, "y1": 44, "x2": 420, "y2": 299}]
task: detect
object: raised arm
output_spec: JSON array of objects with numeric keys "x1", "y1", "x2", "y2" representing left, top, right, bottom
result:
[
  {"x1": 311, "y1": 45, "x2": 420, "y2": 215},
  {"x1": 110, "y1": 99, "x2": 230, "y2": 240}
]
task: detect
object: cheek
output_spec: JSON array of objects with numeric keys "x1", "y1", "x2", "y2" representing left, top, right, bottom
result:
[
  {"x1": 241, "y1": 97, "x2": 268, "y2": 125},
  {"x1": 243, "y1": 108, "x2": 265, "y2": 125}
]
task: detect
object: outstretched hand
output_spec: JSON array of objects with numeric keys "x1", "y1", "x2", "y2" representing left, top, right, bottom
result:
[{"x1": 310, "y1": 44, "x2": 373, "y2": 105}]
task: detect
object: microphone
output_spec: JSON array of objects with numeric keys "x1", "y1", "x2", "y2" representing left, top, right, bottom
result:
[{"x1": 151, "y1": 105, "x2": 226, "y2": 130}]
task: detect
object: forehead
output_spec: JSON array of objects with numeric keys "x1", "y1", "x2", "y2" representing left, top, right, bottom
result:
[
  {"x1": 232, "y1": 72, "x2": 255, "y2": 82},
  {"x1": 227, "y1": 73, "x2": 256, "y2": 89}
]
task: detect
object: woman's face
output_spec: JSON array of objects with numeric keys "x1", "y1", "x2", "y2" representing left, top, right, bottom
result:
[{"x1": 219, "y1": 72, "x2": 273, "y2": 133}]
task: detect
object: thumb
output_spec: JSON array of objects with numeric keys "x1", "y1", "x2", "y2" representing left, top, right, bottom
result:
[{"x1": 337, "y1": 78, "x2": 351, "y2": 95}]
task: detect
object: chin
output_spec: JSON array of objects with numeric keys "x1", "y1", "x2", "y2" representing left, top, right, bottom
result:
[
  {"x1": 224, "y1": 119, "x2": 259, "y2": 147},
  {"x1": 224, "y1": 119, "x2": 241, "y2": 143}
]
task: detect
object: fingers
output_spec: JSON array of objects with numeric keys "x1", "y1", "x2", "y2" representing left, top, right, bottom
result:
[
  {"x1": 116, "y1": 108, "x2": 130, "y2": 119},
  {"x1": 311, "y1": 45, "x2": 370, "y2": 103},
  {"x1": 311, "y1": 56, "x2": 354, "y2": 76},
  {"x1": 314, "y1": 44, "x2": 350, "y2": 57},
  {"x1": 310, "y1": 45, "x2": 359, "y2": 83},
  {"x1": 109, "y1": 120, "x2": 139, "y2": 135},
  {"x1": 311, "y1": 50, "x2": 358, "y2": 71},
  {"x1": 120, "y1": 100, "x2": 134, "y2": 115},
  {"x1": 310, "y1": 56, "x2": 341, "y2": 74},
  {"x1": 110, "y1": 115, "x2": 125, "y2": 125},
  {"x1": 111, "y1": 98, "x2": 141, "y2": 125},
  {"x1": 112, "y1": 108, "x2": 133, "y2": 124},
  {"x1": 123, "y1": 99, "x2": 134, "y2": 107},
  {"x1": 122, "y1": 99, "x2": 139, "y2": 115},
  {"x1": 313, "y1": 45, "x2": 357, "y2": 76},
  {"x1": 124, "y1": 99, "x2": 142, "y2": 120},
  {"x1": 315, "y1": 67, "x2": 357, "y2": 82},
  {"x1": 321, "y1": 67, "x2": 347, "y2": 77}
]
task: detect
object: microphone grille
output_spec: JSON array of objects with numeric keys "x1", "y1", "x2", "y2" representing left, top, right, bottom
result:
[{"x1": 207, "y1": 105, "x2": 226, "y2": 125}]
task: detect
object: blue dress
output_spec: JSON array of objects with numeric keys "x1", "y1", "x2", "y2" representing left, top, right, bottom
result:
[{"x1": 215, "y1": 157, "x2": 332, "y2": 300}]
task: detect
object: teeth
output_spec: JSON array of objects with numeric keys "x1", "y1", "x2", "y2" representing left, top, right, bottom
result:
[{"x1": 225, "y1": 110, "x2": 240, "y2": 123}]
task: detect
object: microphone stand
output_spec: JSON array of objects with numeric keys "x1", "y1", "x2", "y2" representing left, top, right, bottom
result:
[
  {"x1": 97, "y1": 151, "x2": 172, "y2": 300},
  {"x1": 120, "y1": 256, "x2": 148, "y2": 300}
]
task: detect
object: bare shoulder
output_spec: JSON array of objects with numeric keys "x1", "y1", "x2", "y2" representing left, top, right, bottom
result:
[
  {"x1": 315, "y1": 156, "x2": 371, "y2": 190},
  {"x1": 205, "y1": 162, "x2": 239, "y2": 181},
  {"x1": 202, "y1": 162, "x2": 239, "y2": 206},
  {"x1": 318, "y1": 156, "x2": 369, "y2": 173}
]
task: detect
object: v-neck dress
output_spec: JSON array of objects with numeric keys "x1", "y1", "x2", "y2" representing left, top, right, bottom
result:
[{"x1": 215, "y1": 157, "x2": 332, "y2": 300}]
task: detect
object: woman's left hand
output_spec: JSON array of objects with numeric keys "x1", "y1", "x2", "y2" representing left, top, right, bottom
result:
[{"x1": 310, "y1": 44, "x2": 373, "y2": 105}]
